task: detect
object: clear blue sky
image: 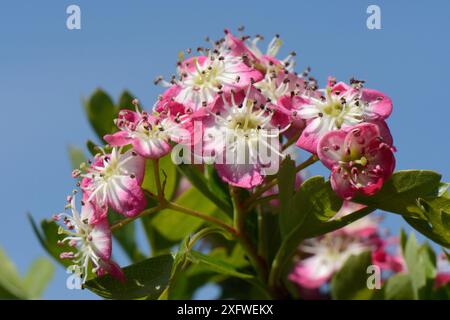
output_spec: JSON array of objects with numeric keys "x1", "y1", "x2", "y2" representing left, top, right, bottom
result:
[{"x1": 0, "y1": 1, "x2": 448, "y2": 299}]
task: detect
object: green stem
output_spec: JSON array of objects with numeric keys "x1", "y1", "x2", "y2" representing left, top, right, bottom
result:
[
  {"x1": 257, "y1": 205, "x2": 268, "y2": 261},
  {"x1": 153, "y1": 159, "x2": 164, "y2": 201},
  {"x1": 244, "y1": 155, "x2": 318, "y2": 207},
  {"x1": 167, "y1": 201, "x2": 237, "y2": 237},
  {"x1": 110, "y1": 205, "x2": 162, "y2": 231},
  {"x1": 230, "y1": 187, "x2": 269, "y2": 282}
]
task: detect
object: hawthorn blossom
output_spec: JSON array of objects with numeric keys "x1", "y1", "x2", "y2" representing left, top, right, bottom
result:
[
  {"x1": 254, "y1": 70, "x2": 315, "y2": 135},
  {"x1": 289, "y1": 216, "x2": 401, "y2": 289},
  {"x1": 54, "y1": 195, "x2": 124, "y2": 283},
  {"x1": 157, "y1": 44, "x2": 263, "y2": 112},
  {"x1": 296, "y1": 79, "x2": 393, "y2": 154},
  {"x1": 225, "y1": 29, "x2": 297, "y2": 72},
  {"x1": 202, "y1": 87, "x2": 285, "y2": 188},
  {"x1": 81, "y1": 147, "x2": 147, "y2": 218},
  {"x1": 104, "y1": 105, "x2": 192, "y2": 159},
  {"x1": 317, "y1": 122, "x2": 396, "y2": 200}
]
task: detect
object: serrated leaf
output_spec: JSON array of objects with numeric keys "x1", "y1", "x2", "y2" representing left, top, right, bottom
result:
[
  {"x1": 354, "y1": 170, "x2": 442, "y2": 219},
  {"x1": 402, "y1": 233, "x2": 437, "y2": 299},
  {"x1": 85, "y1": 254, "x2": 173, "y2": 300},
  {"x1": 405, "y1": 198, "x2": 450, "y2": 248},
  {"x1": 331, "y1": 251, "x2": 373, "y2": 300}
]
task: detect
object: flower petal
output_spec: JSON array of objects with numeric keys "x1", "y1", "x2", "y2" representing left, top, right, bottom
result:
[
  {"x1": 215, "y1": 163, "x2": 264, "y2": 189},
  {"x1": 317, "y1": 130, "x2": 347, "y2": 169}
]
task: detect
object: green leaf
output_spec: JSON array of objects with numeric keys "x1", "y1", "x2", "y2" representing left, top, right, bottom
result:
[
  {"x1": 404, "y1": 198, "x2": 450, "y2": 248},
  {"x1": 291, "y1": 177, "x2": 343, "y2": 231},
  {"x1": 402, "y1": 232, "x2": 437, "y2": 299},
  {"x1": 83, "y1": 88, "x2": 117, "y2": 140},
  {"x1": 204, "y1": 165, "x2": 233, "y2": 217},
  {"x1": 383, "y1": 273, "x2": 415, "y2": 300},
  {"x1": 404, "y1": 233, "x2": 425, "y2": 299},
  {"x1": 86, "y1": 140, "x2": 100, "y2": 157},
  {"x1": 187, "y1": 250, "x2": 253, "y2": 280},
  {"x1": 85, "y1": 254, "x2": 173, "y2": 300},
  {"x1": 118, "y1": 90, "x2": 136, "y2": 111},
  {"x1": 270, "y1": 178, "x2": 373, "y2": 286},
  {"x1": 151, "y1": 188, "x2": 220, "y2": 241},
  {"x1": 29, "y1": 215, "x2": 74, "y2": 268},
  {"x1": 354, "y1": 170, "x2": 442, "y2": 219},
  {"x1": 107, "y1": 210, "x2": 145, "y2": 263},
  {"x1": 331, "y1": 251, "x2": 374, "y2": 300},
  {"x1": 142, "y1": 155, "x2": 179, "y2": 201},
  {"x1": 67, "y1": 146, "x2": 86, "y2": 169},
  {"x1": 354, "y1": 170, "x2": 450, "y2": 247},
  {"x1": 23, "y1": 257, "x2": 55, "y2": 299},
  {"x1": 277, "y1": 157, "x2": 297, "y2": 236},
  {"x1": 177, "y1": 164, "x2": 233, "y2": 215},
  {"x1": 0, "y1": 246, "x2": 28, "y2": 299}
]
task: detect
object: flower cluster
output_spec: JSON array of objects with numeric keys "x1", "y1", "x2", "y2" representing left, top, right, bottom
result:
[
  {"x1": 54, "y1": 28, "x2": 398, "y2": 283},
  {"x1": 288, "y1": 215, "x2": 404, "y2": 291}
]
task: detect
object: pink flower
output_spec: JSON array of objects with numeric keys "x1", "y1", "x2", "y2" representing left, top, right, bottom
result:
[
  {"x1": 81, "y1": 147, "x2": 147, "y2": 218},
  {"x1": 289, "y1": 216, "x2": 380, "y2": 289},
  {"x1": 224, "y1": 30, "x2": 297, "y2": 72},
  {"x1": 289, "y1": 216, "x2": 402, "y2": 289},
  {"x1": 202, "y1": 87, "x2": 285, "y2": 189},
  {"x1": 55, "y1": 195, "x2": 124, "y2": 283},
  {"x1": 253, "y1": 71, "x2": 315, "y2": 136},
  {"x1": 296, "y1": 79, "x2": 393, "y2": 153},
  {"x1": 161, "y1": 45, "x2": 263, "y2": 111},
  {"x1": 104, "y1": 107, "x2": 192, "y2": 159},
  {"x1": 317, "y1": 122, "x2": 395, "y2": 200}
]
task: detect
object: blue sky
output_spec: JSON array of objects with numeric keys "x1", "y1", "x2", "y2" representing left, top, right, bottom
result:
[{"x1": 0, "y1": 0, "x2": 448, "y2": 299}]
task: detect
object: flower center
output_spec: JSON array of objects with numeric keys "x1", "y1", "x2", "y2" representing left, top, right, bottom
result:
[{"x1": 193, "y1": 61, "x2": 223, "y2": 88}]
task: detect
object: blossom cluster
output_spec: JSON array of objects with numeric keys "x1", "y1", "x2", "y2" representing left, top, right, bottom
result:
[
  {"x1": 54, "y1": 29, "x2": 398, "y2": 283},
  {"x1": 288, "y1": 215, "x2": 404, "y2": 291}
]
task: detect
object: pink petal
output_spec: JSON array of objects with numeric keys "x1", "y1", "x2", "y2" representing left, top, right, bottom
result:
[
  {"x1": 317, "y1": 130, "x2": 347, "y2": 169},
  {"x1": 90, "y1": 218, "x2": 112, "y2": 261},
  {"x1": 215, "y1": 163, "x2": 264, "y2": 189},
  {"x1": 97, "y1": 259, "x2": 126, "y2": 283},
  {"x1": 332, "y1": 201, "x2": 367, "y2": 220},
  {"x1": 289, "y1": 257, "x2": 332, "y2": 289},
  {"x1": 107, "y1": 176, "x2": 147, "y2": 218},
  {"x1": 80, "y1": 196, "x2": 107, "y2": 225},
  {"x1": 330, "y1": 167, "x2": 357, "y2": 200},
  {"x1": 224, "y1": 29, "x2": 256, "y2": 59},
  {"x1": 131, "y1": 137, "x2": 171, "y2": 159},
  {"x1": 104, "y1": 131, "x2": 132, "y2": 147},
  {"x1": 361, "y1": 88, "x2": 393, "y2": 119},
  {"x1": 121, "y1": 151, "x2": 146, "y2": 184}
]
